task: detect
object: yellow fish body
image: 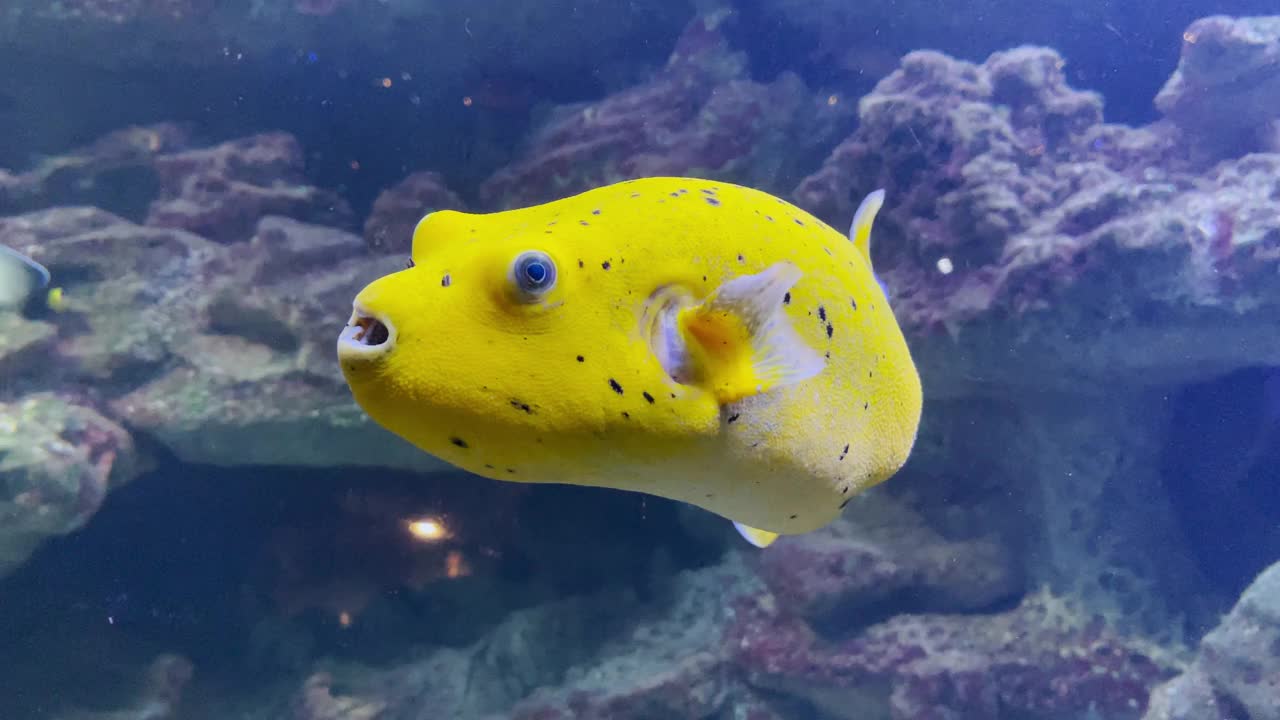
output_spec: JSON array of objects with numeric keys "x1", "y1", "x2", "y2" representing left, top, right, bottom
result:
[{"x1": 337, "y1": 177, "x2": 922, "y2": 547}]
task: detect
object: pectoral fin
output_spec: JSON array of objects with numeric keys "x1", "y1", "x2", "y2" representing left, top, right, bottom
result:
[
  {"x1": 734, "y1": 521, "x2": 779, "y2": 548},
  {"x1": 679, "y1": 261, "x2": 825, "y2": 405}
]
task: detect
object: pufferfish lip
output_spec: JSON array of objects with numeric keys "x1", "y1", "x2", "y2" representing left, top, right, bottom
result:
[{"x1": 337, "y1": 304, "x2": 395, "y2": 359}]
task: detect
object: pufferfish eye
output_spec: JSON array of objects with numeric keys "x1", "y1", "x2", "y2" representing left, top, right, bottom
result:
[{"x1": 511, "y1": 251, "x2": 557, "y2": 300}]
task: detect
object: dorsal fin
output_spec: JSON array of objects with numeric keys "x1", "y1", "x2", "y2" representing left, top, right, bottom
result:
[{"x1": 848, "y1": 189, "x2": 885, "y2": 268}]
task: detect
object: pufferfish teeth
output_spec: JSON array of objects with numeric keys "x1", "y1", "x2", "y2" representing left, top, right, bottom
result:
[{"x1": 338, "y1": 307, "x2": 394, "y2": 355}]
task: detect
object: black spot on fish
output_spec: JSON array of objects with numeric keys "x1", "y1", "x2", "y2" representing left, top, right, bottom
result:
[
  {"x1": 839, "y1": 444, "x2": 849, "y2": 461},
  {"x1": 622, "y1": 411, "x2": 630, "y2": 419},
  {"x1": 765, "y1": 215, "x2": 774, "y2": 222},
  {"x1": 577, "y1": 355, "x2": 585, "y2": 362},
  {"x1": 737, "y1": 254, "x2": 744, "y2": 263},
  {"x1": 669, "y1": 392, "x2": 677, "y2": 399},
  {"x1": 642, "y1": 391, "x2": 655, "y2": 404},
  {"x1": 670, "y1": 191, "x2": 680, "y2": 198},
  {"x1": 702, "y1": 275, "x2": 707, "y2": 282},
  {"x1": 441, "y1": 274, "x2": 451, "y2": 287},
  {"x1": 545, "y1": 230, "x2": 553, "y2": 234},
  {"x1": 818, "y1": 306, "x2": 827, "y2": 322},
  {"x1": 510, "y1": 399, "x2": 533, "y2": 414},
  {"x1": 485, "y1": 463, "x2": 495, "y2": 470},
  {"x1": 851, "y1": 298, "x2": 858, "y2": 310},
  {"x1": 868, "y1": 370, "x2": 873, "y2": 378},
  {"x1": 824, "y1": 351, "x2": 831, "y2": 359},
  {"x1": 783, "y1": 292, "x2": 791, "y2": 305},
  {"x1": 794, "y1": 218, "x2": 805, "y2": 226},
  {"x1": 577, "y1": 220, "x2": 589, "y2": 226},
  {"x1": 727, "y1": 413, "x2": 740, "y2": 424},
  {"x1": 705, "y1": 196, "x2": 721, "y2": 207},
  {"x1": 547, "y1": 221, "x2": 557, "y2": 226},
  {"x1": 406, "y1": 258, "x2": 415, "y2": 268},
  {"x1": 679, "y1": 188, "x2": 689, "y2": 194},
  {"x1": 578, "y1": 259, "x2": 585, "y2": 268},
  {"x1": 705, "y1": 493, "x2": 714, "y2": 498},
  {"x1": 863, "y1": 401, "x2": 869, "y2": 410},
  {"x1": 701, "y1": 188, "x2": 716, "y2": 195},
  {"x1": 630, "y1": 192, "x2": 641, "y2": 198},
  {"x1": 824, "y1": 246, "x2": 832, "y2": 255},
  {"x1": 592, "y1": 208, "x2": 601, "y2": 215},
  {"x1": 826, "y1": 323, "x2": 834, "y2": 339},
  {"x1": 506, "y1": 468, "x2": 516, "y2": 474},
  {"x1": 841, "y1": 486, "x2": 849, "y2": 494},
  {"x1": 789, "y1": 514, "x2": 798, "y2": 520},
  {"x1": 609, "y1": 378, "x2": 623, "y2": 394},
  {"x1": 450, "y1": 437, "x2": 469, "y2": 448},
  {"x1": 840, "y1": 498, "x2": 851, "y2": 509},
  {"x1": 602, "y1": 261, "x2": 611, "y2": 270}
]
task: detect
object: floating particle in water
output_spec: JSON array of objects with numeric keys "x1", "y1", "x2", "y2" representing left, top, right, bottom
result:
[{"x1": 936, "y1": 257, "x2": 954, "y2": 275}]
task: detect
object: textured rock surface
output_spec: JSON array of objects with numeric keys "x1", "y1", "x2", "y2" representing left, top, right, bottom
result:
[
  {"x1": 0, "y1": 394, "x2": 139, "y2": 577},
  {"x1": 0, "y1": 197, "x2": 438, "y2": 473},
  {"x1": 146, "y1": 132, "x2": 354, "y2": 243},
  {"x1": 0, "y1": 124, "x2": 189, "y2": 218},
  {"x1": 1142, "y1": 560, "x2": 1280, "y2": 720},
  {"x1": 52, "y1": 654, "x2": 194, "y2": 720},
  {"x1": 478, "y1": 12, "x2": 856, "y2": 209},
  {"x1": 756, "y1": 493, "x2": 1020, "y2": 627},
  {"x1": 1156, "y1": 15, "x2": 1280, "y2": 158},
  {"x1": 734, "y1": 589, "x2": 1180, "y2": 720}
]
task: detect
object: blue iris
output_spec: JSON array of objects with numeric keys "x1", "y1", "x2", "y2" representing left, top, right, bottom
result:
[
  {"x1": 525, "y1": 261, "x2": 548, "y2": 284},
  {"x1": 513, "y1": 251, "x2": 556, "y2": 300}
]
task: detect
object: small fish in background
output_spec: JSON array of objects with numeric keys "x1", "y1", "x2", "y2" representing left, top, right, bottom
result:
[
  {"x1": 0, "y1": 243, "x2": 65, "y2": 318},
  {"x1": 337, "y1": 177, "x2": 922, "y2": 548}
]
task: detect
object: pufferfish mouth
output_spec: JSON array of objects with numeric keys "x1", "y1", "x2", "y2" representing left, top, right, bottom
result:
[{"x1": 337, "y1": 305, "x2": 395, "y2": 358}]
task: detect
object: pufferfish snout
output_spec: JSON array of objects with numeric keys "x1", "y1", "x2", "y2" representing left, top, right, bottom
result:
[{"x1": 338, "y1": 306, "x2": 395, "y2": 358}]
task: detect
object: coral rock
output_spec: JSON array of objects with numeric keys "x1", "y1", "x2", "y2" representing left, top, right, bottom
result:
[
  {"x1": 146, "y1": 132, "x2": 354, "y2": 243},
  {"x1": 294, "y1": 672, "x2": 385, "y2": 720},
  {"x1": 732, "y1": 590, "x2": 1180, "y2": 720},
  {"x1": 756, "y1": 495, "x2": 1019, "y2": 627},
  {"x1": 0, "y1": 123, "x2": 189, "y2": 217},
  {"x1": 1156, "y1": 15, "x2": 1280, "y2": 159},
  {"x1": 1142, "y1": 560, "x2": 1280, "y2": 720},
  {"x1": 0, "y1": 394, "x2": 138, "y2": 577},
  {"x1": 479, "y1": 12, "x2": 855, "y2": 209}
]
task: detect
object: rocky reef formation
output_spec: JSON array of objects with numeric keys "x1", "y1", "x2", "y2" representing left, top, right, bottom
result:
[
  {"x1": 2, "y1": 8, "x2": 1279, "y2": 720},
  {"x1": 0, "y1": 394, "x2": 138, "y2": 577},
  {"x1": 1142, "y1": 560, "x2": 1280, "y2": 720},
  {"x1": 1156, "y1": 15, "x2": 1280, "y2": 160},
  {"x1": 270, "y1": 503, "x2": 1175, "y2": 720},
  {"x1": 792, "y1": 37, "x2": 1280, "y2": 633},
  {"x1": 53, "y1": 654, "x2": 194, "y2": 720},
  {"x1": 478, "y1": 11, "x2": 856, "y2": 209}
]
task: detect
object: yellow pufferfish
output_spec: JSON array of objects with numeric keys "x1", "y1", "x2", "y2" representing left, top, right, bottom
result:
[{"x1": 337, "y1": 177, "x2": 922, "y2": 548}]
